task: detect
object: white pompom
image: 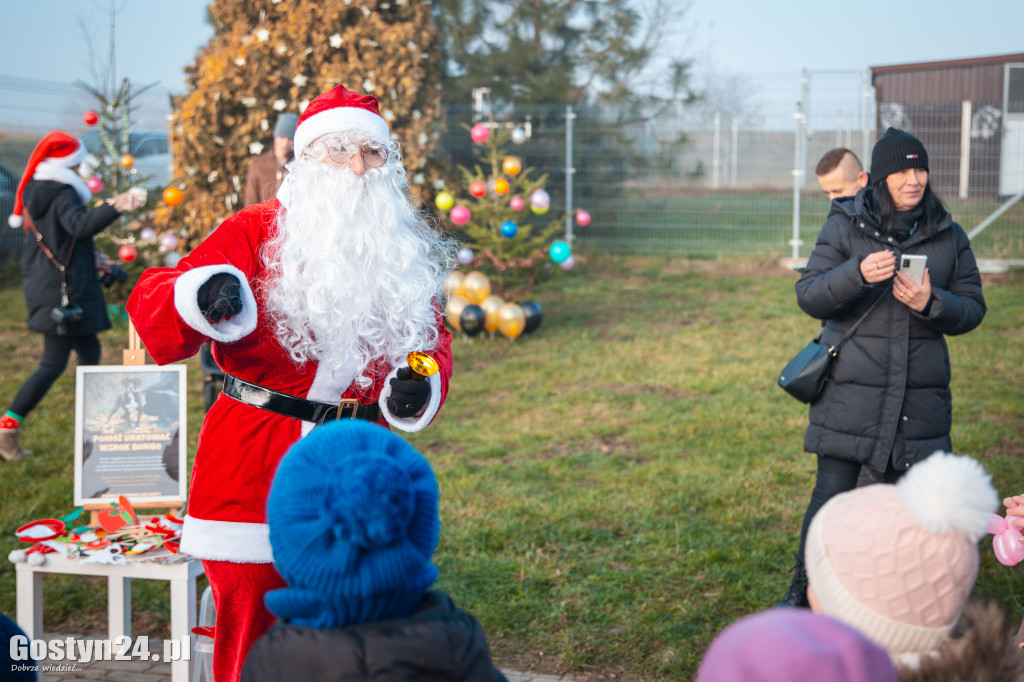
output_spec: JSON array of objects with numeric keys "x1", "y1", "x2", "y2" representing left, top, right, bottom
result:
[
  {"x1": 899, "y1": 450, "x2": 998, "y2": 542},
  {"x1": 8, "y1": 549, "x2": 27, "y2": 563},
  {"x1": 27, "y1": 552, "x2": 46, "y2": 566},
  {"x1": 8, "y1": 213, "x2": 23, "y2": 229}
]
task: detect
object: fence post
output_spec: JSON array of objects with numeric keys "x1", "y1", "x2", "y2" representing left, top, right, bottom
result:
[
  {"x1": 790, "y1": 71, "x2": 808, "y2": 260},
  {"x1": 861, "y1": 70, "x2": 872, "y2": 166},
  {"x1": 730, "y1": 118, "x2": 738, "y2": 188},
  {"x1": 565, "y1": 104, "x2": 576, "y2": 245},
  {"x1": 959, "y1": 100, "x2": 972, "y2": 200},
  {"x1": 713, "y1": 112, "x2": 721, "y2": 189}
]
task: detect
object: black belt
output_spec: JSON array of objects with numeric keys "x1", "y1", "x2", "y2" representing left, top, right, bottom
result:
[{"x1": 222, "y1": 374, "x2": 382, "y2": 424}]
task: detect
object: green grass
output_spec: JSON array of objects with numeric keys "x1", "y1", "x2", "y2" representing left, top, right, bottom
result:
[{"x1": 1, "y1": 254, "x2": 1022, "y2": 680}]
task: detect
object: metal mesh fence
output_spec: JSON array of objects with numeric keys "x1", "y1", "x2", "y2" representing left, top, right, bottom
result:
[
  {"x1": 0, "y1": 75, "x2": 172, "y2": 173},
  {"x1": 2, "y1": 71, "x2": 1022, "y2": 266}
]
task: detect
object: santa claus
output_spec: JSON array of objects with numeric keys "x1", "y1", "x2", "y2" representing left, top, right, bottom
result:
[{"x1": 126, "y1": 85, "x2": 454, "y2": 682}]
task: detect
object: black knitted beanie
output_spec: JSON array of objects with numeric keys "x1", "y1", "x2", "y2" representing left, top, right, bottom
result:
[{"x1": 870, "y1": 127, "x2": 928, "y2": 185}]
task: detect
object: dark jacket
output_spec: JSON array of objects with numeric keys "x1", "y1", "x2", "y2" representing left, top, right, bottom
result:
[
  {"x1": 898, "y1": 601, "x2": 1024, "y2": 682},
  {"x1": 241, "y1": 591, "x2": 508, "y2": 682},
  {"x1": 795, "y1": 191, "x2": 985, "y2": 472},
  {"x1": 20, "y1": 180, "x2": 120, "y2": 336},
  {"x1": 244, "y1": 151, "x2": 288, "y2": 206}
]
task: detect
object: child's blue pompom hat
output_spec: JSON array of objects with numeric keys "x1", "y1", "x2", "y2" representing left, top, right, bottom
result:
[{"x1": 265, "y1": 420, "x2": 440, "y2": 628}]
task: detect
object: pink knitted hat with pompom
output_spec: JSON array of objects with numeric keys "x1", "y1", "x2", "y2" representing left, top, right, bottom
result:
[{"x1": 805, "y1": 451, "x2": 998, "y2": 659}]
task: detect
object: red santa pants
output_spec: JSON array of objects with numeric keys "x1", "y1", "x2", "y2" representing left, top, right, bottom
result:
[{"x1": 203, "y1": 559, "x2": 287, "y2": 682}]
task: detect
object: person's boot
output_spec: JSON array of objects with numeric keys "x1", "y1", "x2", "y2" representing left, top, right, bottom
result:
[
  {"x1": 0, "y1": 427, "x2": 33, "y2": 462},
  {"x1": 777, "y1": 554, "x2": 809, "y2": 608}
]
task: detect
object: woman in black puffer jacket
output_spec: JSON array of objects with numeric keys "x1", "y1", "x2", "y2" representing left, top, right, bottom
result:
[
  {"x1": 0, "y1": 131, "x2": 144, "y2": 462},
  {"x1": 777, "y1": 128, "x2": 986, "y2": 608}
]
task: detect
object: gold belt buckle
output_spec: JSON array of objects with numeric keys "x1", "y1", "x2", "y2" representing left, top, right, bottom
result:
[{"x1": 336, "y1": 397, "x2": 359, "y2": 419}]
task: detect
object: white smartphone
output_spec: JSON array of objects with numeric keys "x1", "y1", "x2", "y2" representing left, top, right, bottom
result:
[{"x1": 899, "y1": 254, "x2": 927, "y2": 286}]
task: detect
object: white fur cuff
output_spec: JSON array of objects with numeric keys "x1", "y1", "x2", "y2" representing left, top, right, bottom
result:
[
  {"x1": 173, "y1": 264, "x2": 259, "y2": 343},
  {"x1": 378, "y1": 366, "x2": 442, "y2": 433}
]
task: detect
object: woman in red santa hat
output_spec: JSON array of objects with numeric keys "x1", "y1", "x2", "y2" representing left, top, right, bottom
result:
[
  {"x1": 1, "y1": 132, "x2": 145, "y2": 462},
  {"x1": 126, "y1": 84, "x2": 456, "y2": 682}
]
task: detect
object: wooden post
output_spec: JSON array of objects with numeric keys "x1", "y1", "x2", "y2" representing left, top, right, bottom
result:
[{"x1": 123, "y1": 320, "x2": 146, "y2": 365}]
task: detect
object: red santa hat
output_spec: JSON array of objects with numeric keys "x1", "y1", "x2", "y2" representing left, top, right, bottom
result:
[
  {"x1": 8, "y1": 131, "x2": 87, "y2": 228},
  {"x1": 292, "y1": 85, "x2": 391, "y2": 157}
]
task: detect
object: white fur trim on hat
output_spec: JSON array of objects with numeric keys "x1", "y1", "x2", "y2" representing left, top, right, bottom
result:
[
  {"x1": 47, "y1": 142, "x2": 87, "y2": 168},
  {"x1": 293, "y1": 107, "x2": 391, "y2": 156},
  {"x1": 173, "y1": 264, "x2": 259, "y2": 343}
]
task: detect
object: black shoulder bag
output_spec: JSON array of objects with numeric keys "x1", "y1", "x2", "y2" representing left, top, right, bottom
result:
[
  {"x1": 25, "y1": 212, "x2": 82, "y2": 334},
  {"x1": 778, "y1": 286, "x2": 889, "y2": 403}
]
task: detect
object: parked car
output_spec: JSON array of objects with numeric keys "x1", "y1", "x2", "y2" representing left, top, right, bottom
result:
[
  {"x1": 80, "y1": 130, "x2": 172, "y2": 189},
  {"x1": 1, "y1": 161, "x2": 23, "y2": 264}
]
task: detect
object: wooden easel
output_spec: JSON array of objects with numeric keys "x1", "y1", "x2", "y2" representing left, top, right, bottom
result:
[{"x1": 84, "y1": 321, "x2": 182, "y2": 526}]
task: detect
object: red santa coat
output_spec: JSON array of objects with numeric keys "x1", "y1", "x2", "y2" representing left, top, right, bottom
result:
[{"x1": 126, "y1": 199, "x2": 452, "y2": 563}]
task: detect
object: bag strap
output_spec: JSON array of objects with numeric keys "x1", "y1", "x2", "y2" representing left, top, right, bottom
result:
[
  {"x1": 830, "y1": 284, "x2": 891, "y2": 353},
  {"x1": 24, "y1": 211, "x2": 76, "y2": 307}
]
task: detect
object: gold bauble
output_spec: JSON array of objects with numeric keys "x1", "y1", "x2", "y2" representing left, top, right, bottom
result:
[
  {"x1": 480, "y1": 295, "x2": 505, "y2": 333},
  {"x1": 497, "y1": 302, "x2": 526, "y2": 339},
  {"x1": 461, "y1": 271, "x2": 492, "y2": 304},
  {"x1": 446, "y1": 294, "x2": 470, "y2": 331}
]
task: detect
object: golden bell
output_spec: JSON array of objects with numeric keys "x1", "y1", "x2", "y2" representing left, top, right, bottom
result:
[{"x1": 406, "y1": 352, "x2": 439, "y2": 381}]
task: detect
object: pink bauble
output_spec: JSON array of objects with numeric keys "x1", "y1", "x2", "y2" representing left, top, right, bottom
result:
[
  {"x1": 160, "y1": 233, "x2": 179, "y2": 251},
  {"x1": 559, "y1": 254, "x2": 575, "y2": 271},
  {"x1": 139, "y1": 227, "x2": 157, "y2": 243},
  {"x1": 86, "y1": 176, "x2": 104, "y2": 193},
  {"x1": 575, "y1": 209, "x2": 591, "y2": 227},
  {"x1": 509, "y1": 195, "x2": 524, "y2": 212},
  {"x1": 450, "y1": 205, "x2": 472, "y2": 226},
  {"x1": 470, "y1": 124, "x2": 490, "y2": 143},
  {"x1": 118, "y1": 244, "x2": 138, "y2": 262}
]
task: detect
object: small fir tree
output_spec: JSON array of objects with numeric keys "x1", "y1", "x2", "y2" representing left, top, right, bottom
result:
[
  {"x1": 75, "y1": 78, "x2": 166, "y2": 311},
  {"x1": 447, "y1": 124, "x2": 564, "y2": 297}
]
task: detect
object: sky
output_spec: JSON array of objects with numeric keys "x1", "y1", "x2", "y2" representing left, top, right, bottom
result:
[{"x1": 2, "y1": 0, "x2": 1022, "y2": 95}]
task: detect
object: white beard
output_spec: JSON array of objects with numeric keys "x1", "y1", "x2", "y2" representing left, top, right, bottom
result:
[{"x1": 261, "y1": 158, "x2": 454, "y2": 388}]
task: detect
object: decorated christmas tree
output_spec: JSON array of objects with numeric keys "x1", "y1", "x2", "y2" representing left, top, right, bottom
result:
[
  {"x1": 159, "y1": 0, "x2": 444, "y2": 250},
  {"x1": 75, "y1": 79, "x2": 168, "y2": 311},
  {"x1": 440, "y1": 123, "x2": 568, "y2": 298}
]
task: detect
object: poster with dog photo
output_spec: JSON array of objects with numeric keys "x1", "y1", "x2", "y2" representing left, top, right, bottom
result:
[{"x1": 74, "y1": 365, "x2": 187, "y2": 506}]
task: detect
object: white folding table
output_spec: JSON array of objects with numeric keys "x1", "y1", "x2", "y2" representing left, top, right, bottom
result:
[{"x1": 15, "y1": 552, "x2": 204, "y2": 682}]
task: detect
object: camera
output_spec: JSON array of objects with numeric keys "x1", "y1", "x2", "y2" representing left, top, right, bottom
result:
[
  {"x1": 100, "y1": 265, "x2": 128, "y2": 288},
  {"x1": 50, "y1": 304, "x2": 84, "y2": 335}
]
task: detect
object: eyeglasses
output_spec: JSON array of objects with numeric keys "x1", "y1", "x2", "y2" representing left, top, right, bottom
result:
[{"x1": 319, "y1": 142, "x2": 389, "y2": 168}]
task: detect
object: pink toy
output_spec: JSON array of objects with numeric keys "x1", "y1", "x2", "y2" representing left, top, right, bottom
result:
[{"x1": 987, "y1": 513, "x2": 1024, "y2": 566}]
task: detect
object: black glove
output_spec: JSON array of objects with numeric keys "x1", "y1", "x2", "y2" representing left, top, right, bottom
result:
[
  {"x1": 387, "y1": 367, "x2": 430, "y2": 418},
  {"x1": 197, "y1": 273, "x2": 243, "y2": 322}
]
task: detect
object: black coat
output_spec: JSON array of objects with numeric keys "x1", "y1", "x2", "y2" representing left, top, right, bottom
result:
[
  {"x1": 795, "y1": 192, "x2": 985, "y2": 472},
  {"x1": 20, "y1": 180, "x2": 120, "y2": 336},
  {"x1": 241, "y1": 591, "x2": 509, "y2": 682}
]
